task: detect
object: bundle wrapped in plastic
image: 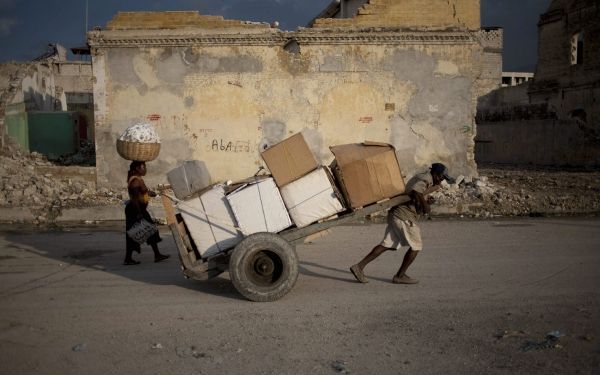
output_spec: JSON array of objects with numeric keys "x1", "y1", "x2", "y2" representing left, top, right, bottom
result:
[
  {"x1": 118, "y1": 122, "x2": 161, "y2": 143},
  {"x1": 116, "y1": 122, "x2": 161, "y2": 161}
]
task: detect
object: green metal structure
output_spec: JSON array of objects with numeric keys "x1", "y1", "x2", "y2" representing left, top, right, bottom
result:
[{"x1": 5, "y1": 107, "x2": 79, "y2": 157}]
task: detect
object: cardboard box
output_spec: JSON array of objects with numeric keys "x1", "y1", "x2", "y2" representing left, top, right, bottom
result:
[
  {"x1": 167, "y1": 160, "x2": 211, "y2": 200},
  {"x1": 260, "y1": 133, "x2": 318, "y2": 187},
  {"x1": 176, "y1": 184, "x2": 242, "y2": 258},
  {"x1": 329, "y1": 142, "x2": 405, "y2": 208},
  {"x1": 226, "y1": 177, "x2": 292, "y2": 235},
  {"x1": 280, "y1": 167, "x2": 345, "y2": 228}
]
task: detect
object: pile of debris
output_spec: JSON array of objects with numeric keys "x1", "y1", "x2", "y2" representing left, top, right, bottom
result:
[
  {"x1": 2, "y1": 137, "x2": 599, "y2": 225},
  {"x1": 0, "y1": 146, "x2": 123, "y2": 224},
  {"x1": 53, "y1": 140, "x2": 96, "y2": 166},
  {"x1": 432, "y1": 166, "x2": 600, "y2": 217}
]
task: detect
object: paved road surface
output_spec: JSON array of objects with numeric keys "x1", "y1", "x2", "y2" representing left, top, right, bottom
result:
[{"x1": 0, "y1": 218, "x2": 599, "y2": 374}]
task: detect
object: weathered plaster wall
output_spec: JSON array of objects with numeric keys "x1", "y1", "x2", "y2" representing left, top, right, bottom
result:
[
  {"x1": 476, "y1": 0, "x2": 599, "y2": 167},
  {"x1": 476, "y1": 119, "x2": 600, "y2": 166},
  {"x1": 53, "y1": 62, "x2": 94, "y2": 111},
  {"x1": 90, "y1": 12, "x2": 497, "y2": 189},
  {"x1": 1, "y1": 60, "x2": 93, "y2": 151},
  {"x1": 0, "y1": 62, "x2": 33, "y2": 148},
  {"x1": 478, "y1": 83, "x2": 531, "y2": 110},
  {"x1": 531, "y1": 0, "x2": 600, "y2": 126},
  {"x1": 4, "y1": 61, "x2": 92, "y2": 113},
  {"x1": 13, "y1": 63, "x2": 58, "y2": 112}
]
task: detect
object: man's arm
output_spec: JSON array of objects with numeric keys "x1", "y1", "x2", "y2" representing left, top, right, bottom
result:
[
  {"x1": 408, "y1": 177, "x2": 435, "y2": 214},
  {"x1": 423, "y1": 185, "x2": 441, "y2": 195},
  {"x1": 411, "y1": 191, "x2": 430, "y2": 215}
]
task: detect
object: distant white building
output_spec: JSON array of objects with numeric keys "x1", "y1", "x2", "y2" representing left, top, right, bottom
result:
[{"x1": 501, "y1": 71, "x2": 534, "y2": 87}]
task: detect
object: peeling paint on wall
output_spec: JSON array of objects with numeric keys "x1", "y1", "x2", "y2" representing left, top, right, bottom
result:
[{"x1": 91, "y1": 28, "x2": 491, "y2": 188}]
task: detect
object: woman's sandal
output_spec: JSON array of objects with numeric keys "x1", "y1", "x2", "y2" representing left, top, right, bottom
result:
[{"x1": 123, "y1": 259, "x2": 141, "y2": 265}]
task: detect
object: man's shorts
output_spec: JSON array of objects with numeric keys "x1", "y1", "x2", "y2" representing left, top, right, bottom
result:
[{"x1": 380, "y1": 213, "x2": 423, "y2": 251}]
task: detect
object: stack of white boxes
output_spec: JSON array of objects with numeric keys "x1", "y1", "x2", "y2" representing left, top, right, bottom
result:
[
  {"x1": 167, "y1": 133, "x2": 347, "y2": 259},
  {"x1": 261, "y1": 133, "x2": 346, "y2": 229}
]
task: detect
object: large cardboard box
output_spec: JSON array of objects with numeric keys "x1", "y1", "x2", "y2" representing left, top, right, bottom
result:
[
  {"x1": 260, "y1": 133, "x2": 318, "y2": 187},
  {"x1": 176, "y1": 184, "x2": 242, "y2": 258},
  {"x1": 280, "y1": 167, "x2": 346, "y2": 228},
  {"x1": 226, "y1": 177, "x2": 292, "y2": 235},
  {"x1": 167, "y1": 160, "x2": 211, "y2": 200},
  {"x1": 329, "y1": 142, "x2": 405, "y2": 208}
]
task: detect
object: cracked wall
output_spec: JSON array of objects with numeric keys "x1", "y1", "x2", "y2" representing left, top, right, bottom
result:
[{"x1": 90, "y1": 20, "x2": 491, "y2": 188}]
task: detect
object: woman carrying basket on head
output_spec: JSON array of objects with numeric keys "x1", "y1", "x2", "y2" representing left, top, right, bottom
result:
[{"x1": 124, "y1": 160, "x2": 170, "y2": 265}]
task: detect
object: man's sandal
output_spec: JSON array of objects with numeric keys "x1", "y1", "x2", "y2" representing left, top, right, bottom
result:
[{"x1": 350, "y1": 264, "x2": 369, "y2": 283}]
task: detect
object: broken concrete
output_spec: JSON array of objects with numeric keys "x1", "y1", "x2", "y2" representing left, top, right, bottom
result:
[
  {"x1": 0, "y1": 146, "x2": 124, "y2": 225},
  {"x1": 1, "y1": 143, "x2": 598, "y2": 225},
  {"x1": 430, "y1": 166, "x2": 600, "y2": 217}
]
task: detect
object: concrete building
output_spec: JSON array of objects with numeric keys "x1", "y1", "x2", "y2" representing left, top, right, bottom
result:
[
  {"x1": 476, "y1": 0, "x2": 600, "y2": 166},
  {"x1": 88, "y1": 0, "x2": 502, "y2": 189},
  {"x1": 530, "y1": 0, "x2": 599, "y2": 126},
  {"x1": 501, "y1": 72, "x2": 534, "y2": 87},
  {"x1": 0, "y1": 47, "x2": 94, "y2": 153}
]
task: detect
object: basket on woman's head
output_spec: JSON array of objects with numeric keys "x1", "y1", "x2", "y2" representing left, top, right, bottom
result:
[{"x1": 116, "y1": 122, "x2": 161, "y2": 161}]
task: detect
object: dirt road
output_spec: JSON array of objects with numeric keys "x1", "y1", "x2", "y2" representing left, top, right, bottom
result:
[{"x1": 1, "y1": 218, "x2": 599, "y2": 374}]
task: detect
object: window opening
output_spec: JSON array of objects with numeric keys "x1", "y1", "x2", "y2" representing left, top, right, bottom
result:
[{"x1": 571, "y1": 32, "x2": 584, "y2": 65}]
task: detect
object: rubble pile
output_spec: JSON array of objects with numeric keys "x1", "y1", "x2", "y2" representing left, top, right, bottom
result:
[
  {"x1": 53, "y1": 140, "x2": 96, "y2": 166},
  {"x1": 432, "y1": 167, "x2": 600, "y2": 217},
  {"x1": 0, "y1": 147, "x2": 123, "y2": 224},
  {"x1": 1, "y1": 137, "x2": 599, "y2": 224}
]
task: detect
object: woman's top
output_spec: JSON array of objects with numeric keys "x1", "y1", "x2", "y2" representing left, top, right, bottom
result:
[{"x1": 127, "y1": 175, "x2": 150, "y2": 206}]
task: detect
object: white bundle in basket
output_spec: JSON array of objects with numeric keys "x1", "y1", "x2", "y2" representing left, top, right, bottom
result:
[{"x1": 119, "y1": 122, "x2": 161, "y2": 143}]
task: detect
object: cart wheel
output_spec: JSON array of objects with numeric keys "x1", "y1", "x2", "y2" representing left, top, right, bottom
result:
[{"x1": 229, "y1": 233, "x2": 298, "y2": 302}]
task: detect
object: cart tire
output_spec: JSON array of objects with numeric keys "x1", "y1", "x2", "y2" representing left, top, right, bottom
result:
[{"x1": 229, "y1": 233, "x2": 298, "y2": 302}]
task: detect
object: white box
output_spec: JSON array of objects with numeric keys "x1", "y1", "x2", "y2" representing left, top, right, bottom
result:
[
  {"x1": 176, "y1": 184, "x2": 242, "y2": 258},
  {"x1": 280, "y1": 167, "x2": 345, "y2": 228},
  {"x1": 167, "y1": 160, "x2": 211, "y2": 200},
  {"x1": 226, "y1": 177, "x2": 292, "y2": 235}
]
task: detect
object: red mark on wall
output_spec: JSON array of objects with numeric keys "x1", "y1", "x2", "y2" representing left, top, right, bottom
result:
[
  {"x1": 147, "y1": 114, "x2": 161, "y2": 121},
  {"x1": 359, "y1": 116, "x2": 373, "y2": 124}
]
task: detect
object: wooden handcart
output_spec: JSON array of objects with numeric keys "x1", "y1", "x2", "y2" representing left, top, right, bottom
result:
[{"x1": 160, "y1": 190, "x2": 409, "y2": 302}]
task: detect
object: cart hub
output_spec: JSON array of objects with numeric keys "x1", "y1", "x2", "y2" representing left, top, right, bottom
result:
[{"x1": 247, "y1": 250, "x2": 283, "y2": 286}]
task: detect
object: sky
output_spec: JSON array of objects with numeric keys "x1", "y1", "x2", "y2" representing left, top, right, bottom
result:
[{"x1": 0, "y1": 0, "x2": 552, "y2": 71}]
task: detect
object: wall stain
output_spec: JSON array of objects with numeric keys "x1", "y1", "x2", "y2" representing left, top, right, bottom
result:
[
  {"x1": 259, "y1": 120, "x2": 286, "y2": 151},
  {"x1": 184, "y1": 96, "x2": 194, "y2": 108}
]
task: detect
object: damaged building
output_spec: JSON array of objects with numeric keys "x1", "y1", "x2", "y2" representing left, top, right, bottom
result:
[
  {"x1": 0, "y1": 45, "x2": 94, "y2": 158},
  {"x1": 476, "y1": 0, "x2": 600, "y2": 166},
  {"x1": 88, "y1": 0, "x2": 502, "y2": 189}
]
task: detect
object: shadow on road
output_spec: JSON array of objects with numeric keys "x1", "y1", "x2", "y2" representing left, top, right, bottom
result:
[
  {"x1": 1, "y1": 225, "x2": 248, "y2": 301},
  {"x1": 2, "y1": 223, "x2": 398, "y2": 300},
  {"x1": 299, "y1": 261, "x2": 391, "y2": 284}
]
